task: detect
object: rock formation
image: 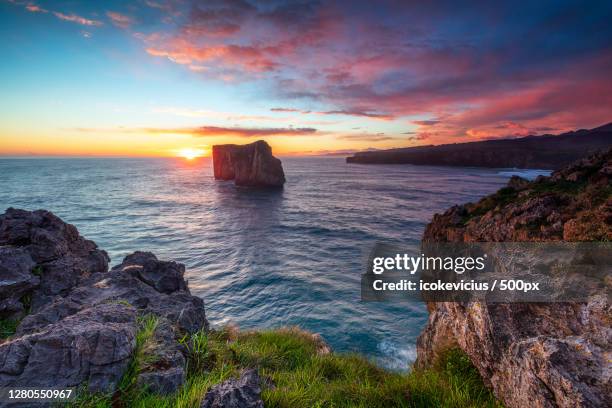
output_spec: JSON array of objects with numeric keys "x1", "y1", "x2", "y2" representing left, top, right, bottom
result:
[
  {"x1": 201, "y1": 368, "x2": 264, "y2": 408},
  {"x1": 347, "y1": 122, "x2": 612, "y2": 169},
  {"x1": 417, "y1": 149, "x2": 611, "y2": 407},
  {"x1": 0, "y1": 209, "x2": 208, "y2": 395},
  {"x1": 213, "y1": 140, "x2": 285, "y2": 187}
]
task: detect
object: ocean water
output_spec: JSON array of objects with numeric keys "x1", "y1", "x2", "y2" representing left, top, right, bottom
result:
[{"x1": 0, "y1": 157, "x2": 546, "y2": 370}]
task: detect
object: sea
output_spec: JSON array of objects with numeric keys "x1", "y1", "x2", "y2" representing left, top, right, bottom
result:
[{"x1": 0, "y1": 157, "x2": 550, "y2": 370}]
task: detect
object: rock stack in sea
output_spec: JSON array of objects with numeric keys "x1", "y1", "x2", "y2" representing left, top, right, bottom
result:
[
  {"x1": 212, "y1": 140, "x2": 285, "y2": 187},
  {"x1": 417, "y1": 149, "x2": 612, "y2": 407}
]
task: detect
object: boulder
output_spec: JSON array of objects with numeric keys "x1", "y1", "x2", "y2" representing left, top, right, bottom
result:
[
  {"x1": 201, "y1": 368, "x2": 264, "y2": 408},
  {"x1": 417, "y1": 149, "x2": 612, "y2": 408},
  {"x1": 212, "y1": 140, "x2": 285, "y2": 187},
  {"x1": 0, "y1": 208, "x2": 110, "y2": 312},
  {"x1": 0, "y1": 303, "x2": 137, "y2": 393},
  {"x1": 119, "y1": 251, "x2": 188, "y2": 294},
  {"x1": 16, "y1": 251, "x2": 208, "y2": 337}
]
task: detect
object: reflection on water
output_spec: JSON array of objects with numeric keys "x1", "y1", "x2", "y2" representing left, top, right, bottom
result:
[{"x1": 0, "y1": 157, "x2": 533, "y2": 370}]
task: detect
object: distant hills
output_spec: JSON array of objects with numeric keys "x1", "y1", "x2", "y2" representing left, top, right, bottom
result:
[{"x1": 346, "y1": 123, "x2": 612, "y2": 169}]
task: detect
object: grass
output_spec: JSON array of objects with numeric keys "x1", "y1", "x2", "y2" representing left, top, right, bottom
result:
[
  {"x1": 1, "y1": 294, "x2": 33, "y2": 341},
  {"x1": 69, "y1": 325, "x2": 502, "y2": 408},
  {"x1": 461, "y1": 187, "x2": 518, "y2": 224},
  {"x1": 529, "y1": 179, "x2": 586, "y2": 196},
  {"x1": 460, "y1": 175, "x2": 597, "y2": 226},
  {"x1": 72, "y1": 314, "x2": 160, "y2": 407},
  {"x1": 0, "y1": 318, "x2": 19, "y2": 340}
]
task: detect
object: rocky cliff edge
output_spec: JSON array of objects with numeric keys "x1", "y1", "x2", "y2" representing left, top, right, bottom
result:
[
  {"x1": 417, "y1": 149, "x2": 612, "y2": 408},
  {"x1": 0, "y1": 208, "x2": 208, "y2": 397}
]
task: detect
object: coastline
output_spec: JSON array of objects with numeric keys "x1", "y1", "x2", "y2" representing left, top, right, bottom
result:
[{"x1": 0, "y1": 149, "x2": 609, "y2": 407}]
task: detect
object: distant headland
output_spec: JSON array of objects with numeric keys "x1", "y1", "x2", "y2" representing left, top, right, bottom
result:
[{"x1": 346, "y1": 123, "x2": 612, "y2": 169}]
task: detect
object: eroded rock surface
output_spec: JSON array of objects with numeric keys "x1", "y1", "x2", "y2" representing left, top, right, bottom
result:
[
  {"x1": 0, "y1": 208, "x2": 109, "y2": 312},
  {"x1": 201, "y1": 368, "x2": 264, "y2": 408},
  {"x1": 0, "y1": 247, "x2": 37, "y2": 319},
  {"x1": 213, "y1": 140, "x2": 285, "y2": 187},
  {"x1": 0, "y1": 303, "x2": 136, "y2": 392},
  {"x1": 417, "y1": 149, "x2": 612, "y2": 408},
  {"x1": 0, "y1": 209, "x2": 208, "y2": 396}
]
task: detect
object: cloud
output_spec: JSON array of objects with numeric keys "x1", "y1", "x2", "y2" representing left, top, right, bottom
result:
[
  {"x1": 412, "y1": 120, "x2": 440, "y2": 126},
  {"x1": 53, "y1": 12, "x2": 102, "y2": 26},
  {"x1": 186, "y1": 126, "x2": 317, "y2": 138},
  {"x1": 133, "y1": 1, "x2": 612, "y2": 143},
  {"x1": 152, "y1": 106, "x2": 294, "y2": 122},
  {"x1": 406, "y1": 133, "x2": 431, "y2": 141},
  {"x1": 320, "y1": 110, "x2": 393, "y2": 120},
  {"x1": 10, "y1": 1, "x2": 102, "y2": 27},
  {"x1": 269, "y1": 107, "x2": 391, "y2": 120},
  {"x1": 107, "y1": 11, "x2": 133, "y2": 29},
  {"x1": 271, "y1": 107, "x2": 309, "y2": 113},
  {"x1": 336, "y1": 133, "x2": 397, "y2": 142},
  {"x1": 75, "y1": 125, "x2": 318, "y2": 138},
  {"x1": 11, "y1": 0, "x2": 612, "y2": 146},
  {"x1": 25, "y1": 4, "x2": 46, "y2": 13}
]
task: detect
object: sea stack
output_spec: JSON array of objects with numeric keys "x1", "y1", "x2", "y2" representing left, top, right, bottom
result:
[{"x1": 212, "y1": 140, "x2": 286, "y2": 187}]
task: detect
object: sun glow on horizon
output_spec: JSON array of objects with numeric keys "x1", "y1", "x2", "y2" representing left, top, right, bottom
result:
[{"x1": 177, "y1": 148, "x2": 206, "y2": 160}]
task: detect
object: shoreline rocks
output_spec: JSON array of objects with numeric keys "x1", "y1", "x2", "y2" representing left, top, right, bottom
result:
[
  {"x1": 0, "y1": 209, "x2": 208, "y2": 396},
  {"x1": 417, "y1": 149, "x2": 612, "y2": 408},
  {"x1": 213, "y1": 140, "x2": 286, "y2": 187}
]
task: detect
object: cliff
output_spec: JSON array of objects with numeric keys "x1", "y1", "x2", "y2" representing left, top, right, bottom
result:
[
  {"x1": 417, "y1": 149, "x2": 612, "y2": 407},
  {"x1": 0, "y1": 209, "x2": 502, "y2": 407},
  {"x1": 212, "y1": 140, "x2": 285, "y2": 187},
  {"x1": 346, "y1": 123, "x2": 612, "y2": 169}
]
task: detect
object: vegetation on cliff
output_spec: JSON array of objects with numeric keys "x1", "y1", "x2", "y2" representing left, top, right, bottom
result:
[
  {"x1": 0, "y1": 208, "x2": 501, "y2": 407},
  {"x1": 424, "y1": 148, "x2": 612, "y2": 242},
  {"x1": 73, "y1": 324, "x2": 501, "y2": 408},
  {"x1": 418, "y1": 149, "x2": 611, "y2": 408}
]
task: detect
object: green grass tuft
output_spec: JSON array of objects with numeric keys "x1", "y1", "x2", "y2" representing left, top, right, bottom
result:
[
  {"x1": 179, "y1": 328, "x2": 210, "y2": 375},
  {"x1": 71, "y1": 314, "x2": 160, "y2": 407},
  {"x1": 0, "y1": 318, "x2": 19, "y2": 340},
  {"x1": 70, "y1": 326, "x2": 502, "y2": 408},
  {"x1": 461, "y1": 187, "x2": 518, "y2": 224}
]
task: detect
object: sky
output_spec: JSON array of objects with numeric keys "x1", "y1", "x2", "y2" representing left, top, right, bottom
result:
[{"x1": 1, "y1": 0, "x2": 611, "y2": 157}]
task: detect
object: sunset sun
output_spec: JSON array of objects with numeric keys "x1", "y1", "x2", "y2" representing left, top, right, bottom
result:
[{"x1": 178, "y1": 148, "x2": 205, "y2": 160}]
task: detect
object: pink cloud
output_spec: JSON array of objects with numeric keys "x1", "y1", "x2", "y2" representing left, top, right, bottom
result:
[
  {"x1": 25, "y1": 4, "x2": 46, "y2": 13},
  {"x1": 53, "y1": 12, "x2": 102, "y2": 26},
  {"x1": 133, "y1": 2, "x2": 612, "y2": 144},
  {"x1": 74, "y1": 125, "x2": 319, "y2": 138},
  {"x1": 107, "y1": 11, "x2": 133, "y2": 29}
]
